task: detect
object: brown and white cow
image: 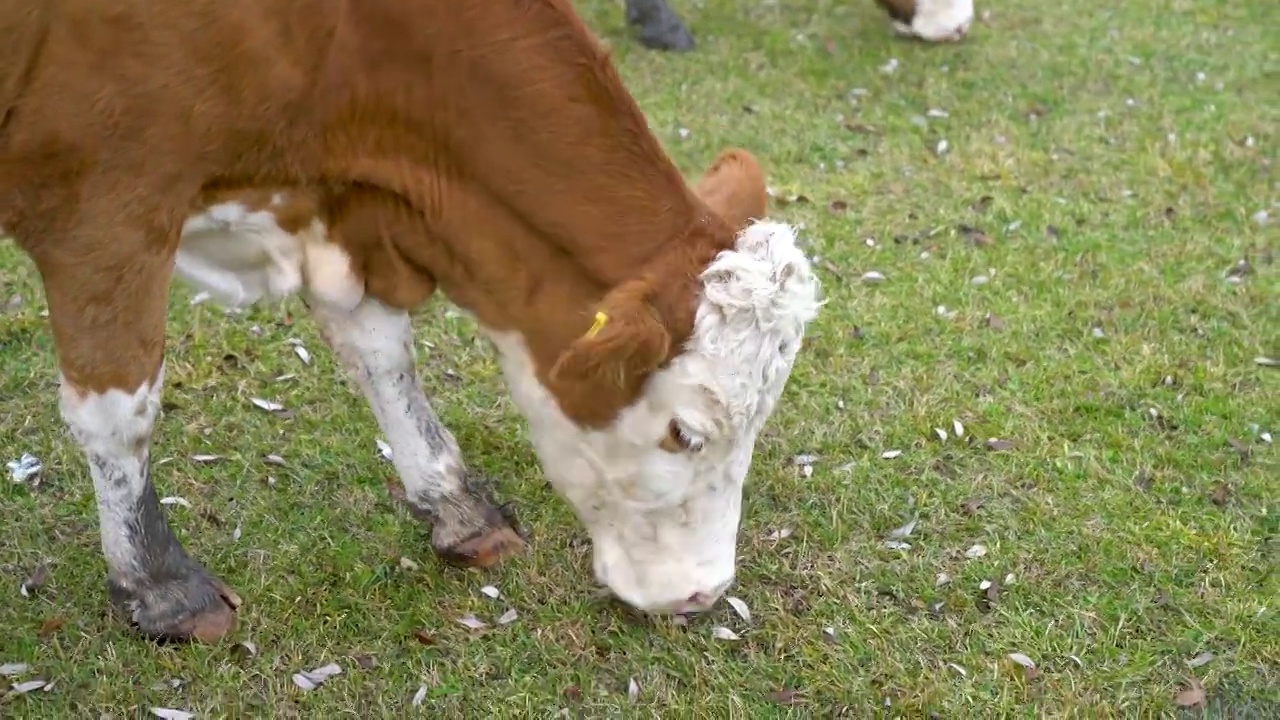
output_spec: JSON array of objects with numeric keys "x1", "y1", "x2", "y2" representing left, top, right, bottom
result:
[
  {"x1": 0, "y1": 0, "x2": 821, "y2": 642},
  {"x1": 623, "y1": 0, "x2": 975, "y2": 52}
]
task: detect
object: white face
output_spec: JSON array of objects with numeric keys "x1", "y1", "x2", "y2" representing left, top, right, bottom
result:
[{"x1": 487, "y1": 221, "x2": 820, "y2": 614}]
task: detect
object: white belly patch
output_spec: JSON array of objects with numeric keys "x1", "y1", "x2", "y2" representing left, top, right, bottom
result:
[{"x1": 175, "y1": 200, "x2": 364, "y2": 311}]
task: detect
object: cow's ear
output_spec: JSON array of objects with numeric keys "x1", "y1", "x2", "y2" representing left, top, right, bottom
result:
[
  {"x1": 550, "y1": 279, "x2": 670, "y2": 391},
  {"x1": 692, "y1": 148, "x2": 768, "y2": 232}
]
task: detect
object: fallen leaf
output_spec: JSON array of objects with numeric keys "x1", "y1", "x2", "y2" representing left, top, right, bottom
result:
[
  {"x1": 150, "y1": 709, "x2": 195, "y2": 720},
  {"x1": 456, "y1": 614, "x2": 488, "y2": 631},
  {"x1": 764, "y1": 527, "x2": 793, "y2": 542},
  {"x1": 411, "y1": 629, "x2": 436, "y2": 646},
  {"x1": 985, "y1": 438, "x2": 1015, "y2": 451},
  {"x1": 249, "y1": 397, "x2": 284, "y2": 412},
  {"x1": 828, "y1": 200, "x2": 848, "y2": 213},
  {"x1": 398, "y1": 557, "x2": 420, "y2": 571},
  {"x1": 887, "y1": 519, "x2": 917, "y2": 540},
  {"x1": 960, "y1": 497, "x2": 985, "y2": 514},
  {"x1": 8, "y1": 679, "x2": 48, "y2": 694},
  {"x1": 1210, "y1": 483, "x2": 1230, "y2": 506},
  {"x1": 947, "y1": 663, "x2": 968, "y2": 677},
  {"x1": 1133, "y1": 468, "x2": 1153, "y2": 492},
  {"x1": 1008, "y1": 653, "x2": 1036, "y2": 668},
  {"x1": 37, "y1": 617, "x2": 65, "y2": 635},
  {"x1": 352, "y1": 654, "x2": 377, "y2": 670},
  {"x1": 627, "y1": 677, "x2": 639, "y2": 703},
  {"x1": 411, "y1": 685, "x2": 429, "y2": 707},
  {"x1": 1186, "y1": 652, "x2": 1214, "y2": 668},
  {"x1": 882, "y1": 540, "x2": 912, "y2": 550},
  {"x1": 1174, "y1": 677, "x2": 1206, "y2": 708},
  {"x1": 965, "y1": 544, "x2": 988, "y2": 559},
  {"x1": 767, "y1": 689, "x2": 805, "y2": 705},
  {"x1": 881, "y1": 450, "x2": 902, "y2": 459},
  {"x1": 861, "y1": 271, "x2": 887, "y2": 284},
  {"x1": 1254, "y1": 356, "x2": 1278, "y2": 368},
  {"x1": 984, "y1": 313, "x2": 1006, "y2": 331},
  {"x1": 231, "y1": 640, "x2": 257, "y2": 659},
  {"x1": 20, "y1": 564, "x2": 49, "y2": 597},
  {"x1": 190, "y1": 454, "x2": 221, "y2": 463},
  {"x1": 159, "y1": 496, "x2": 192, "y2": 509},
  {"x1": 7, "y1": 453, "x2": 43, "y2": 483},
  {"x1": 294, "y1": 346, "x2": 312, "y2": 365},
  {"x1": 821, "y1": 626, "x2": 837, "y2": 643},
  {"x1": 711, "y1": 626, "x2": 740, "y2": 641},
  {"x1": 726, "y1": 596, "x2": 751, "y2": 622},
  {"x1": 952, "y1": 419, "x2": 966, "y2": 438},
  {"x1": 496, "y1": 608, "x2": 519, "y2": 626},
  {"x1": 376, "y1": 439, "x2": 394, "y2": 461},
  {"x1": 0, "y1": 663, "x2": 30, "y2": 676},
  {"x1": 479, "y1": 585, "x2": 501, "y2": 599},
  {"x1": 935, "y1": 573, "x2": 952, "y2": 587},
  {"x1": 263, "y1": 454, "x2": 287, "y2": 466},
  {"x1": 934, "y1": 427, "x2": 948, "y2": 442},
  {"x1": 291, "y1": 662, "x2": 342, "y2": 691}
]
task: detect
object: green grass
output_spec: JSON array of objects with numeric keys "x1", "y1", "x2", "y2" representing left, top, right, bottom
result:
[{"x1": 2, "y1": 0, "x2": 1277, "y2": 716}]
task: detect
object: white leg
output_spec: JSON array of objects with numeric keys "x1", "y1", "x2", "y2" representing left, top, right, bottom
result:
[{"x1": 307, "y1": 294, "x2": 526, "y2": 567}]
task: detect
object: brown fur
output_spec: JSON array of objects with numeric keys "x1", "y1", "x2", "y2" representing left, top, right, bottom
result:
[
  {"x1": 0, "y1": 0, "x2": 768, "y2": 428},
  {"x1": 872, "y1": 0, "x2": 919, "y2": 24}
]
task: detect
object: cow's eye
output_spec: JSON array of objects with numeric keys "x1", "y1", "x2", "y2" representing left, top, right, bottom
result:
[{"x1": 660, "y1": 419, "x2": 704, "y2": 454}]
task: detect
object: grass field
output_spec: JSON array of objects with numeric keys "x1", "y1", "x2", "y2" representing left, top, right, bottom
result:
[{"x1": 2, "y1": 0, "x2": 1277, "y2": 716}]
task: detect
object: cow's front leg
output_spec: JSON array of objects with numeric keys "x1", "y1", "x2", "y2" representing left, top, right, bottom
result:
[
  {"x1": 308, "y1": 295, "x2": 527, "y2": 568},
  {"x1": 36, "y1": 234, "x2": 239, "y2": 643}
]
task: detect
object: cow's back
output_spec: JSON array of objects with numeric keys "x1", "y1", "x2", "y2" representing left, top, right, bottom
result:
[{"x1": 1, "y1": 0, "x2": 343, "y2": 242}]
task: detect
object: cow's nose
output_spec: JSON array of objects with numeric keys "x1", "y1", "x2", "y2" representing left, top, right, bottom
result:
[{"x1": 676, "y1": 576, "x2": 735, "y2": 614}]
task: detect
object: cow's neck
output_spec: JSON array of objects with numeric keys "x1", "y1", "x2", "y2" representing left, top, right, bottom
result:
[{"x1": 320, "y1": 0, "x2": 737, "y2": 424}]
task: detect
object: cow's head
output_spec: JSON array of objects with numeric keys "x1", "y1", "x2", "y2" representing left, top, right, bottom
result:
[
  {"x1": 491, "y1": 150, "x2": 820, "y2": 615},
  {"x1": 875, "y1": 0, "x2": 974, "y2": 42}
]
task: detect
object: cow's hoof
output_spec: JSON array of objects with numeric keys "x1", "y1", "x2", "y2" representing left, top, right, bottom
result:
[
  {"x1": 108, "y1": 569, "x2": 241, "y2": 643},
  {"x1": 637, "y1": 23, "x2": 695, "y2": 52},
  {"x1": 432, "y1": 502, "x2": 529, "y2": 569}
]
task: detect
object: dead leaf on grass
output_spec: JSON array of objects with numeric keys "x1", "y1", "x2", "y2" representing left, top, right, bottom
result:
[
  {"x1": 479, "y1": 585, "x2": 501, "y2": 599},
  {"x1": 887, "y1": 519, "x2": 917, "y2": 540},
  {"x1": 263, "y1": 454, "x2": 287, "y2": 466},
  {"x1": 1133, "y1": 468, "x2": 1154, "y2": 492},
  {"x1": 37, "y1": 617, "x2": 65, "y2": 635},
  {"x1": 1174, "y1": 677, "x2": 1206, "y2": 707},
  {"x1": 985, "y1": 438, "x2": 1015, "y2": 452},
  {"x1": 376, "y1": 439, "x2": 394, "y2": 461},
  {"x1": 952, "y1": 419, "x2": 966, "y2": 438},
  {"x1": 711, "y1": 626, "x2": 740, "y2": 641},
  {"x1": 1210, "y1": 483, "x2": 1230, "y2": 507},
  {"x1": 231, "y1": 640, "x2": 258, "y2": 659},
  {"x1": 961, "y1": 497, "x2": 985, "y2": 514},
  {"x1": 150, "y1": 708, "x2": 195, "y2": 720},
  {"x1": 861, "y1": 271, "x2": 887, "y2": 284},
  {"x1": 8, "y1": 679, "x2": 49, "y2": 694},
  {"x1": 1186, "y1": 652, "x2": 1214, "y2": 669},
  {"x1": 821, "y1": 626, "x2": 837, "y2": 643},
  {"x1": 20, "y1": 564, "x2": 49, "y2": 597},
  {"x1": 496, "y1": 609, "x2": 519, "y2": 626},
  {"x1": 1255, "y1": 356, "x2": 1279, "y2": 368},
  {"x1": 190, "y1": 454, "x2": 221, "y2": 464},
  {"x1": 965, "y1": 544, "x2": 988, "y2": 559},
  {"x1": 935, "y1": 573, "x2": 952, "y2": 587},
  {"x1": 159, "y1": 496, "x2": 192, "y2": 509},
  {"x1": 984, "y1": 313, "x2": 1006, "y2": 331},
  {"x1": 726, "y1": 596, "x2": 751, "y2": 622},
  {"x1": 883, "y1": 540, "x2": 912, "y2": 550},
  {"x1": 828, "y1": 200, "x2": 848, "y2": 213},
  {"x1": 7, "y1": 453, "x2": 43, "y2": 483},
  {"x1": 767, "y1": 689, "x2": 805, "y2": 705},
  {"x1": 0, "y1": 664, "x2": 30, "y2": 677},
  {"x1": 352, "y1": 654, "x2": 377, "y2": 670},
  {"x1": 627, "y1": 677, "x2": 639, "y2": 703},
  {"x1": 947, "y1": 663, "x2": 968, "y2": 677},
  {"x1": 456, "y1": 614, "x2": 488, "y2": 631},
  {"x1": 411, "y1": 685, "x2": 429, "y2": 706},
  {"x1": 249, "y1": 397, "x2": 285, "y2": 412},
  {"x1": 764, "y1": 527, "x2": 793, "y2": 542},
  {"x1": 291, "y1": 662, "x2": 342, "y2": 691},
  {"x1": 881, "y1": 450, "x2": 902, "y2": 459}
]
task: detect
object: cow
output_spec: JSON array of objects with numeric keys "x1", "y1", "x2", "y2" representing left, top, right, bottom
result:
[
  {"x1": 624, "y1": 0, "x2": 975, "y2": 52},
  {"x1": 0, "y1": 0, "x2": 821, "y2": 643}
]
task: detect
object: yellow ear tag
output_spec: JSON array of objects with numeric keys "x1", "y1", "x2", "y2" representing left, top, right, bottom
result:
[{"x1": 585, "y1": 311, "x2": 608, "y2": 339}]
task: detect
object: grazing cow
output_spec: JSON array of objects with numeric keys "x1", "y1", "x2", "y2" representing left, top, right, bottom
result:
[
  {"x1": 624, "y1": 0, "x2": 975, "y2": 52},
  {"x1": 0, "y1": 0, "x2": 821, "y2": 642}
]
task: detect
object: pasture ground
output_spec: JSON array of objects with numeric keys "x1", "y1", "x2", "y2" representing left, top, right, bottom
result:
[{"x1": 1, "y1": 0, "x2": 1276, "y2": 715}]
